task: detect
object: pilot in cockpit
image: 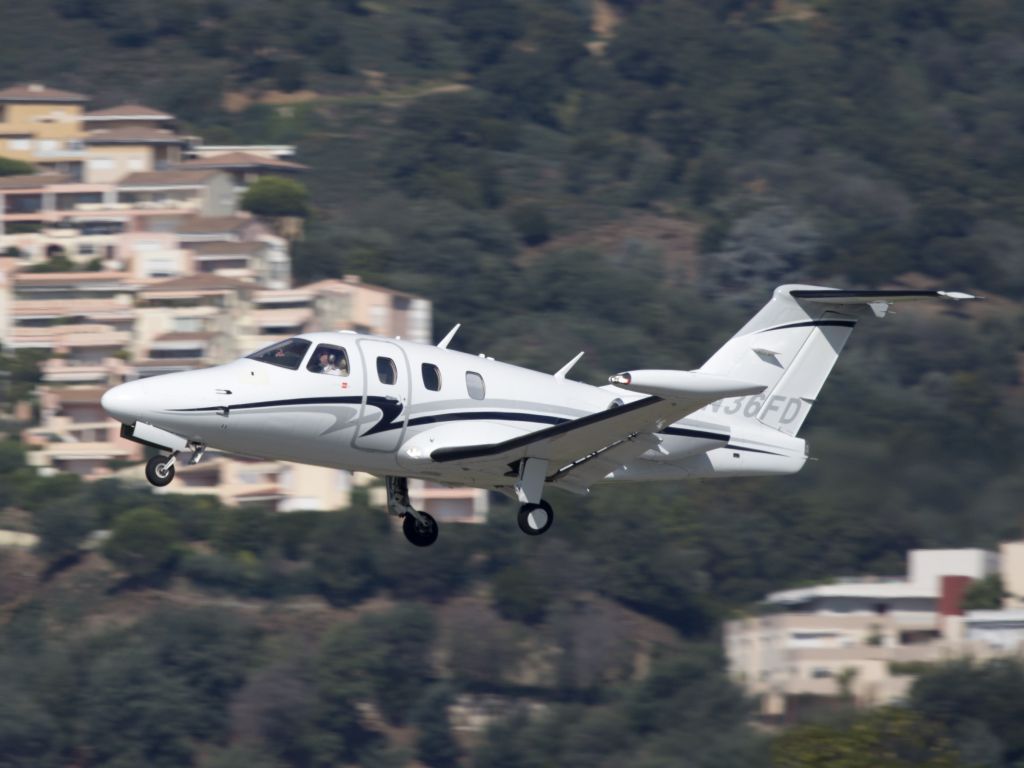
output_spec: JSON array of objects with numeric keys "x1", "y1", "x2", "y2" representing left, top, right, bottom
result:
[{"x1": 318, "y1": 351, "x2": 342, "y2": 375}]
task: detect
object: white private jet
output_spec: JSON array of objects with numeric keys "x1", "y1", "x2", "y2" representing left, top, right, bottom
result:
[{"x1": 102, "y1": 284, "x2": 975, "y2": 546}]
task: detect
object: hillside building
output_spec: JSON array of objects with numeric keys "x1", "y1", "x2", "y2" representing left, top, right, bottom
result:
[{"x1": 726, "y1": 546, "x2": 1024, "y2": 719}]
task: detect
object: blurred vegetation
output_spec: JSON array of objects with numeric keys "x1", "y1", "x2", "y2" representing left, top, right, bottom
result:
[
  {"x1": 241, "y1": 177, "x2": 311, "y2": 218},
  {"x1": 0, "y1": 156, "x2": 35, "y2": 176},
  {"x1": 0, "y1": 0, "x2": 1023, "y2": 764}
]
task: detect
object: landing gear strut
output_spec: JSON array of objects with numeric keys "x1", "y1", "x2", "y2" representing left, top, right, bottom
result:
[
  {"x1": 514, "y1": 457, "x2": 554, "y2": 536},
  {"x1": 518, "y1": 500, "x2": 554, "y2": 536},
  {"x1": 387, "y1": 476, "x2": 439, "y2": 547}
]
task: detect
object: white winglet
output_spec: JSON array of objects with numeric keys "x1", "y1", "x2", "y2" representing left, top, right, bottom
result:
[
  {"x1": 437, "y1": 323, "x2": 461, "y2": 349},
  {"x1": 554, "y1": 351, "x2": 584, "y2": 380},
  {"x1": 938, "y1": 291, "x2": 978, "y2": 301}
]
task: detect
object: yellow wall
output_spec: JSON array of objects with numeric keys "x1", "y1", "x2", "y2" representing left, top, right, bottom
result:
[{"x1": 0, "y1": 102, "x2": 85, "y2": 161}]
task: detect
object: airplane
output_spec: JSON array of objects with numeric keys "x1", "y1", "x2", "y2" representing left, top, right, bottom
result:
[{"x1": 101, "y1": 284, "x2": 976, "y2": 547}]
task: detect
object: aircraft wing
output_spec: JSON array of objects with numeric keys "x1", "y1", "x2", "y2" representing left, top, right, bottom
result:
[{"x1": 430, "y1": 371, "x2": 763, "y2": 478}]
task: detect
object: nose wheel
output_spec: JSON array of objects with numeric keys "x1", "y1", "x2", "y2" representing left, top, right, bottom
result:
[
  {"x1": 145, "y1": 454, "x2": 176, "y2": 487},
  {"x1": 518, "y1": 500, "x2": 554, "y2": 536}
]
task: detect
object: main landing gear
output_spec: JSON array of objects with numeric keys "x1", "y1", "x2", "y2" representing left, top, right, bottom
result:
[
  {"x1": 387, "y1": 476, "x2": 439, "y2": 547},
  {"x1": 514, "y1": 457, "x2": 555, "y2": 537},
  {"x1": 518, "y1": 500, "x2": 554, "y2": 536},
  {"x1": 143, "y1": 444, "x2": 206, "y2": 488}
]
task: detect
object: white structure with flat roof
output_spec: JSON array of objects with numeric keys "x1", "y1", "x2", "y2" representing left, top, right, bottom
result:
[{"x1": 726, "y1": 548, "x2": 1001, "y2": 717}]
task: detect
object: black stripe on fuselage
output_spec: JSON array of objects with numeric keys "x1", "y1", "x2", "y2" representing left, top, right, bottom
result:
[
  {"x1": 169, "y1": 395, "x2": 366, "y2": 412},
  {"x1": 406, "y1": 411, "x2": 566, "y2": 429},
  {"x1": 728, "y1": 445, "x2": 784, "y2": 456},
  {"x1": 168, "y1": 396, "x2": 733, "y2": 444},
  {"x1": 758, "y1": 319, "x2": 857, "y2": 334}
]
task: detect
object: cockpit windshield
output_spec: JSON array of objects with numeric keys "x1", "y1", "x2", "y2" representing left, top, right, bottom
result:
[{"x1": 246, "y1": 338, "x2": 311, "y2": 370}]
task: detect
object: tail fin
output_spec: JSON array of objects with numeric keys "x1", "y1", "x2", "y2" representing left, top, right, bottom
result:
[{"x1": 699, "y1": 285, "x2": 976, "y2": 435}]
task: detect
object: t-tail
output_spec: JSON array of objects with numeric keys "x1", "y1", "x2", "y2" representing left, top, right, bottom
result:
[{"x1": 698, "y1": 285, "x2": 977, "y2": 436}]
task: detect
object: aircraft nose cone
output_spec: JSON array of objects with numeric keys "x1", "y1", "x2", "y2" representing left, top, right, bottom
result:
[{"x1": 101, "y1": 380, "x2": 146, "y2": 423}]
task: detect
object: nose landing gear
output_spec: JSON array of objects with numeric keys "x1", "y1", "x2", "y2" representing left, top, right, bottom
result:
[
  {"x1": 386, "y1": 476, "x2": 439, "y2": 547},
  {"x1": 145, "y1": 454, "x2": 176, "y2": 487},
  {"x1": 143, "y1": 443, "x2": 206, "y2": 488}
]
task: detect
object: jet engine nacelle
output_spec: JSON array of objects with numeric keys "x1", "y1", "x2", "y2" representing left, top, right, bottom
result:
[{"x1": 608, "y1": 369, "x2": 765, "y2": 401}]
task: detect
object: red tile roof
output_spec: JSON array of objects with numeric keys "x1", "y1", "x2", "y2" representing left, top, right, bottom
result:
[
  {"x1": 143, "y1": 273, "x2": 256, "y2": 293},
  {"x1": 176, "y1": 214, "x2": 254, "y2": 235},
  {"x1": 118, "y1": 169, "x2": 222, "y2": 187}
]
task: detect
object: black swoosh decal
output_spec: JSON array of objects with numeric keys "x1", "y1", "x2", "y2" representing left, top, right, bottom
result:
[
  {"x1": 758, "y1": 320, "x2": 857, "y2": 333},
  {"x1": 360, "y1": 398, "x2": 406, "y2": 436},
  {"x1": 170, "y1": 399, "x2": 734, "y2": 449}
]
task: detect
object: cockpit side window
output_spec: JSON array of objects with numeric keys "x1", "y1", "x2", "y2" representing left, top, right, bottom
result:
[
  {"x1": 246, "y1": 338, "x2": 311, "y2": 370},
  {"x1": 306, "y1": 344, "x2": 350, "y2": 376}
]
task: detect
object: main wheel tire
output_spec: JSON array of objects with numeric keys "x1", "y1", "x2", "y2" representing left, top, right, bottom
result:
[
  {"x1": 145, "y1": 455, "x2": 175, "y2": 487},
  {"x1": 402, "y1": 511, "x2": 439, "y2": 547},
  {"x1": 517, "y1": 500, "x2": 554, "y2": 536}
]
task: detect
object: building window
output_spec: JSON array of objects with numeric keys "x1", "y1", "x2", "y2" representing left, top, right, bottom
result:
[
  {"x1": 421, "y1": 363, "x2": 441, "y2": 391},
  {"x1": 173, "y1": 318, "x2": 202, "y2": 333},
  {"x1": 466, "y1": 371, "x2": 485, "y2": 400},
  {"x1": 9, "y1": 138, "x2": 29, "y2": 151},
  {"x1": 377, "y1": 356, "x2": 397, "y2": 385},
  {"x1": 78, "y1": 243, "x2": 95, "y2": 256}
]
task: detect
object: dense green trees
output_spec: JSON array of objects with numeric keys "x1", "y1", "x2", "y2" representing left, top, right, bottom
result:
[
  {"x1": 773, "y1": 708, "x2": 961, "y2": 768},
  {"x1": 104, "y1": 508, "x2": 181, "y2": 580},
  {"x1": 241, "y1": 177, "x2": 310, "y2": 218},
  {"x1": 3, "y1": 1, "x2": 1024, "y2": 764}
]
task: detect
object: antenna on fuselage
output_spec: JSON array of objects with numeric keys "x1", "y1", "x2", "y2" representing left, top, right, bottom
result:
[
  {"x1": 554, "y1": 351, "x2": 584, "y2": 380},
  {"x1": 437, "y1": 323, "x2": 461, "y2": 349}
]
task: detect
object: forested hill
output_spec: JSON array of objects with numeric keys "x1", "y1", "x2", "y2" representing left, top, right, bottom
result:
[
  {"x1": 1, "y1": 2, "x2": 1024, "y2": 765},
  {"x1": 0, "y1": 0, "x2": 1021, "y2": 619}
]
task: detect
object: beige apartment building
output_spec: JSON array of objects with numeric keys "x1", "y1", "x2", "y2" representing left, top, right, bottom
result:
[
  {"x1": 0, "y1": 83, "x2": 302, "y2": 186},
  {"x1": 0, "y1": 83, "x2": 89, "y2": 179},
  {"x1": 3, "y1": 255, "x2": 486, "y2": 517},
  {"x1": 1, "y1": 83, "x2": 488, "y2": 519},
  {"x1": 724, "y1": 547, "x2": 1024, "y2": 718}
]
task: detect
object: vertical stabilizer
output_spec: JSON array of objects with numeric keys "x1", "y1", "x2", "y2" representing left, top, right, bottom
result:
[{"x1": 699, "y1": 285, "x2": 857, "y2": 435}]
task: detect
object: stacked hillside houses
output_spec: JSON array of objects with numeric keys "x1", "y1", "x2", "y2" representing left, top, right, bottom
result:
[{"x1": 0, "y1": 83, "x2": 487, "y2": 522}]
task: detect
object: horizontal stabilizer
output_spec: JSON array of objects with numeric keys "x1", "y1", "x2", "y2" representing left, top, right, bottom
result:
[
  {"x1": 790, "y1": 288, "x2": 978, "y2": 303},
  {"x1": 607, "y1": 369, "x2": 765, "y2": 401}
]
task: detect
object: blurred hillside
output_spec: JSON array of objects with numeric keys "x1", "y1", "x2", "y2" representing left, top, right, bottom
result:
[
  {"x1": 1, "y1": 0, "x2": 1024, "y2": 765},
  {"x1": 2, "y1": 0, "x2": 1016, "y2": 590}
]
